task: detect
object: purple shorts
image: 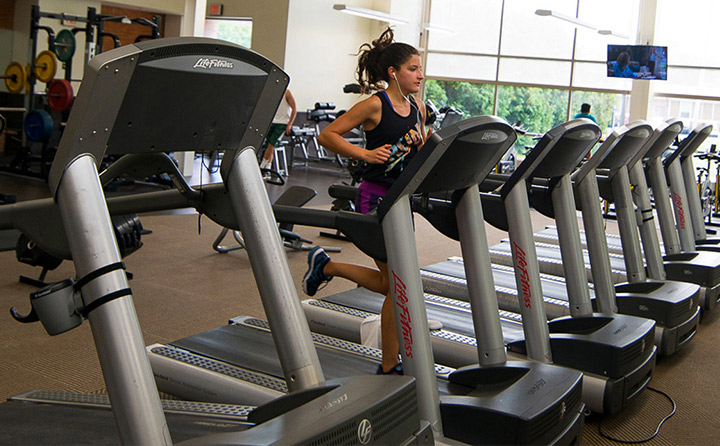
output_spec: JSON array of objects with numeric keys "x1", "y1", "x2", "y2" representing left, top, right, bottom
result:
[{"x1": 355, "y1": 181, "x2": 390, "y2": 214}]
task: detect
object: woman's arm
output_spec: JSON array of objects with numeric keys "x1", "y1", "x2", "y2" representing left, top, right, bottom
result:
[
  {"x1": 318, "y1": 96, "x2": 392, "y2": 164},
  {"x1": 416, "y1": 99, "x2": 429, "y2": 144}
]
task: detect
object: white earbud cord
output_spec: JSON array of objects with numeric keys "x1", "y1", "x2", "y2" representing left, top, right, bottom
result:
[{"x1": 392, "y1": 74, "x2": 424, "y2": 145}]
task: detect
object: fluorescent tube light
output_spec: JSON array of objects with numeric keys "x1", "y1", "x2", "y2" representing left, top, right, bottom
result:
[
  {"x1": 333, "y1": 4, "x2": 409, "y2": 25},
  {"x1": 534, "y1": 9, "x2": 596, "y2": 30},
  {"x1": 423, "y1": 23, "x2": 454, "y2": 34},
  {"x1": 598, "y1": 29, "x2": 630, "y2": 40}
]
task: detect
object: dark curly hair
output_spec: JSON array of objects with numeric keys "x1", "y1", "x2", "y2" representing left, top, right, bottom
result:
[{"x1": 356, "y1": 28, "x2": 419, "y2": 93}]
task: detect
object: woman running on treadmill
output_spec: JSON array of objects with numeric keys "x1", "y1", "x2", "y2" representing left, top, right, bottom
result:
[{"x1": 302, "y1": 27, "x2": 427, "y2": 375}]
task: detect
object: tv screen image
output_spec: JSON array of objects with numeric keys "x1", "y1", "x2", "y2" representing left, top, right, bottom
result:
[{"x1": 607, "y1": 45, "x2": 667, "y2": 80}]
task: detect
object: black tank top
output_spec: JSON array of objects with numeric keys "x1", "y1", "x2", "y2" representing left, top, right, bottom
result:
[{"x1": 363, "y1": 91, "x2": 422, "y2": 185}]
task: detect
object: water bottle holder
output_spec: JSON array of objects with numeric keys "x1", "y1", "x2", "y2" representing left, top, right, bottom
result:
[{"x1": 11, "y1": 261, "x2": 132, "y2": 336}]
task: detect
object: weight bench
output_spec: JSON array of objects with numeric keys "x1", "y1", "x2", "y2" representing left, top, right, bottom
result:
[
  {"x1": 213, "y1": 185, "x2": 341, "y2": 253},
  {"x1": 289, "y1": 126, "x2": 318, "y2": 167}
]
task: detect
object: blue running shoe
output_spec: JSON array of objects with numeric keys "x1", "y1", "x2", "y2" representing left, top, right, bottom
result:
[
  {"x1": 303, "y1": 247, "x2": 332, "y2": 296},
  {"x1": 376, "y1": 363, "x2": 404, "y2": 375}
]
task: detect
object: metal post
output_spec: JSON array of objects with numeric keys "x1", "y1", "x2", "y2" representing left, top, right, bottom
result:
[
  {"x1": 666, "y1": 159, "x2": 697, "y2": 251},
  {"x1": 611, "y1": 166, "x2": 647, "y2": 282},
  {"x1": 56, "y1": 155, "x2": 171, "y2": 445},
  {"x1": 455, "y1": 184, "x2": 507, "y2": 366},
  {"x1": 646, "y1": 158, "x2": 682, "y2": 255},
  {"x1": 681, "y1": 157, "x2": 707, "y2": 241},
  {"x1": 224, "y1": 148, "x2": 324, "y2": 391},
  {"x1": 576, "y1": 171, "x2": 618, "y2": 314},
  {"x1": 552, "y1": 175, "x2": 593, "y2": 317},
  {"x1": 505, "y1": 180, "x2": 553, "y2": 363},
  {"x1": 629, "y1": 162, "x2": 666, "y2": 280},
  {"x1": 382, "y1": 197, "x2": 443, "y2": 438}
]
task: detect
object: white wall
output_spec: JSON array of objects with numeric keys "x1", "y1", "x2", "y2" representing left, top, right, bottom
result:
[
  {"x1": 216, "y1": 0, "x2": 290, "y2": 67},
  {"x1": 104, "y1": 0, "x2": 186, "y2": 14},
  {"x1": 284, "y1": 0, "x2": 426, "y2": 112},
  {"x1": 285, "y1": 0, "x2": 383, "y2": 112}
]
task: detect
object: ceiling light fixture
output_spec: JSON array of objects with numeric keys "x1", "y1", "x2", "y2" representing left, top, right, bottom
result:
[
  {"x1": 423, "y1": 23, "x2": 454, "y2": 34},
  {"x1": 535, "y1": 9, "x2": 596, "y2": 31},
  {"x1": 333, "y1": 4, "x2": 409, "y2": 25},
  {"x1": 598, "y1": 29, "x2": 630, "y2": 40}
]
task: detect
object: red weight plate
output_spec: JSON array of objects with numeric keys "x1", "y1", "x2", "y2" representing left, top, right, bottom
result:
[{"x1": 47, "y1": 79, "x2": 74, "y2": 112}]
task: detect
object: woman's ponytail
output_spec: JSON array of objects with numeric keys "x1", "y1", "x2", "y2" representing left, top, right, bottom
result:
[{"x1": 356, "y1": 28, "x2": 418, "y2": 94}]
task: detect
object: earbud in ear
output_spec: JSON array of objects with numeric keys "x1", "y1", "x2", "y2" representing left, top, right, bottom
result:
[{"x1": 391, "y1": 73, "x2": 396, "y2": 80}]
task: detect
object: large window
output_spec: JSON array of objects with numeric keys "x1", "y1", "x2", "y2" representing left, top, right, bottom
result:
[
  {"x1": 204, "y1": 18, "x2": 252, "y2": 48},
  {"x1": 649, "y1": 0, "x2": 720, "y2": 152},
  {"x1": 570, "y1": 91, "x2": 630, "y2": 130},
  {"x1": 425, "y1": 0, "x2": 720, "y2": 157},
  {"x1": 424, "y1": 0, "x2": 640, "y2": 135},
  {"x1": 651, "y1": 97, "x2": 720, "y2": 150},
  {"x1": 496, "y1": 85, "x2": 569, "y2": 155},
  {"x1": 424, "y1": 79, "x2": 494, "y2": 118}
]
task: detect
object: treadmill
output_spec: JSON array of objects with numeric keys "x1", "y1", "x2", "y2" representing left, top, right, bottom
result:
[
  {"x1": 551, "y1": 123, "x2": 716, "y2": 257},
  {"x1": 0, "y1": 37, "x2": 430, "y2": 445},
  {"x1": 670, "y1": 123, "x2": 720, "y2": 250},
  {"x1": 462, "y1": 121, "x2": 700, "y2": 356},
  {"x1": 522, "y1": 120, "x2": 720, "y2": 311},
  {"x1": 144, "y1": 116, "x2": 587, "y2": 445},
  {"x1": 305, "y1": 119, "x2": 657, "y2": 415},
  {"x1": 652, "y1": 122, "x2": 720, "y2": 309}
]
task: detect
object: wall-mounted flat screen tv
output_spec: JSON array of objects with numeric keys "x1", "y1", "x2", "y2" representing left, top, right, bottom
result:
[{"x1": 607, "y1": 45, "x2": 667, "y2": 80}]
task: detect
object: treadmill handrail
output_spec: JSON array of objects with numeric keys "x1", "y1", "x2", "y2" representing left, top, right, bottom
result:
[
  {"x1": 499, "y1": 119, "x2": 601, "y2": 199},
  {"x1": 378, "y1": 115, "x2": 517, "y2": 219},
  {"x1": 632, "y1": 119, "x2": 683, "y2": 167},
  {"x1": 663, "y1": 122, "x2": 713, "y2": 168}
]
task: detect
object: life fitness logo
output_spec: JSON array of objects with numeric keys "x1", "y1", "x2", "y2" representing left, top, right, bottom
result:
[
  {"x1": 673, "y1": 191, "x2": 686, "y2": 230},
  {"x1": 514, "y1": 242, "x2": 532, "y2": 309},
  {"x1": 392, "y1": 270, "x2": 414, "y2": 358},
  {"x1": 357, "y1": 419, "x2": 373, "y2": 444},
  {"x1": 193, "y1": 58, "x2": 234, "y2": 69}
]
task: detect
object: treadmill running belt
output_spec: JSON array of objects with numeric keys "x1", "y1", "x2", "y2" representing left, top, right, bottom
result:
[
  {"x1": 424, "y1": 259, "x2": 575, "y2": 299},
  {"x1": 320, "y1": 287, "x2": 527, "y2": 344},
  {"x1": 171, "y1": 324, "x2": 378, "y2": 379},
  {"x1": 170, "y1": 321, "x2": 455, "y2": 395},
  {"x1": 0, "y1": 399, "x2": 246, "y2": 444}
]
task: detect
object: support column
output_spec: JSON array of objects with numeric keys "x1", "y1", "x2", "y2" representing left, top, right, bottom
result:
[{"x1": 628, "y1": 0, "x2": 658, "y2": 121}]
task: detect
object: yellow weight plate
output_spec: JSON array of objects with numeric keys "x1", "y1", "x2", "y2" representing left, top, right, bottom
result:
[
  {"x1": 4, "y1": 62, "x2": 26, "y2": 94},
  {"x1": 34, "y1": 50, "x2": 57, "y2": 83}
]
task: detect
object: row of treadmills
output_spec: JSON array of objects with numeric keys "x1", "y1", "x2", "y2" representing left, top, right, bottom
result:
[{"x1": 0, "y1": 37, "x2": 717, "y2": 445}]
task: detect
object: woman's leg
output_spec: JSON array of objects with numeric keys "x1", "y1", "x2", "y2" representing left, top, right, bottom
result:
[
  {"x1": 323, "y1": 261, "x2": 388, "y2": 295},
  {"x1": 321, "y1": 259, "x2": 399, "y2": 371},
  {"x1": 306, "y1": 181, "x2": 400, "y2": 370},
  {"x1": 375, "y1": 261, "x2": 400, "y2": 372}
]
